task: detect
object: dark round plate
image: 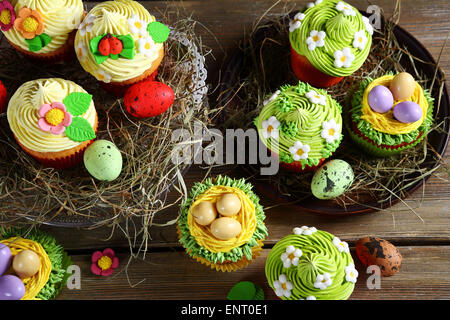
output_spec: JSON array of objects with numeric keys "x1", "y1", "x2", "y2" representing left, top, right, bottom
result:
[{"x1": 219, "y1": 14, "x2": 449, "y2": 215}]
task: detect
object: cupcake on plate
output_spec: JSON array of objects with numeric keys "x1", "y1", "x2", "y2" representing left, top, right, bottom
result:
[
  {"x1": 0, "y1": 0, "x2": 84, "y2": 62},
  {"x1": 0, "y1": 227, "x2": 72, "y2": 300},
  {"x1": 7, "y1": 78, "x2": 98, "y2": 169},
  {"x1": 254, "y1": 81, "x2": 343, "y2": 173},
  {"x1": 177, "y1": 176, "x2": 268, "y2": 272},
  {"x1": 75, "y1": 0, "x2": 170, "y2": 95},
  {"x1": 289, "y1": 0, "x2": 373, "y2": 88},
  {"x1": 346, "y1": 72, "x2": 434, "y2": 157},
  {"x1": 265, "y1": 226, "x2": 357, "y2": 300}
]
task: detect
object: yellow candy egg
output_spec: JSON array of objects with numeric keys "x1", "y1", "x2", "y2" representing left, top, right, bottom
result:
[
  {"x1": 210, "y1": 217, "x2": 242, "y2": 240},
  {"x1": 192, "y1": 201, "x2": 217, "y2": 226},
  {"x1": 390, "y1": 72, "x2": 416, "y2": 100},
  {"x1": 216, "y1": 193, "x2": 241, "y2": 217},
  {"x1": 12, "y1": 249, "x2": 41, "y2": 278}
]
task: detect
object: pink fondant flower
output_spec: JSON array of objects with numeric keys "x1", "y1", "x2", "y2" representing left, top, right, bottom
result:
[
  {"x1": 38, "y1": 102, "x2": 72, "y2": 135},
  {"x1": 0, "y1": 1, "x2": 16, "y2": 31},
  {"x1": 91, "y1": 248, "x2": 119, "y2": 276}
]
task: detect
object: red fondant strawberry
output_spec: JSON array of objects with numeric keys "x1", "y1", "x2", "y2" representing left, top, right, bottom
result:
[
  {"x1": 124, "y1": 81, "x2": 175, "y2": 119},
  {"x1": 98, "y1": 34, "x2": 112, "y2": 56},
  {"x1": 109, "y1": 36, "x2": 123, "y2": 55},
  {"x1": 0, "y1": 80, "x2": 7, "y2": 113}
]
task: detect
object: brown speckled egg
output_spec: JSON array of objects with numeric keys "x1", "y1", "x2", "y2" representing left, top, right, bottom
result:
[{"x1": 356, "y1": 237, "x2": 402, "y2": 276}]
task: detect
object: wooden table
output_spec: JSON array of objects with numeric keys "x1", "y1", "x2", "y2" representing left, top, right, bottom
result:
[{"x1": 6, "y1": 0, "x2": 450, "y2": 300}]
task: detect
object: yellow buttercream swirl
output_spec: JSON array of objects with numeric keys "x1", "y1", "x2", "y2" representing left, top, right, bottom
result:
[
  {"x1": 361, "y1": 75, "x2": 428, "y2": 134},
  {"x1": 7, "y1": 78, "x2": 97, "y2": 153},
  {"x1": 2, "y1": 0, "x2": 84, "y2": 53},
  {"x1": 75, "y1": 0, "x2": 164, "y2": 83},
  {"x1": 187, "y1": 186, "x2": 257, "y2": 253}
]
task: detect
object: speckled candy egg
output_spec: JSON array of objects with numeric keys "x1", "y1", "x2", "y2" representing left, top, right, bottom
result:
[
  {"x1": 84, "y1": 140, "x2": 123, "y2": 182},
  {"x1": 124, "y1": 81, "x2": 175, "y2": 118},
  {"x1": 356, "y1": 237, "x2": 402, "y2": 276},
  {"x1": 311, "y1": 160, "x2": 354, "y2": 200}
]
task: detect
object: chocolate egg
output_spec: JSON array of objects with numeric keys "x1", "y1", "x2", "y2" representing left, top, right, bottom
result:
[
  {"x1": 390, "y1": 72, "x2": 416, "y2": 100},
  {"x1": 368, "y1": 85, "x2": 394, "y2": 113},
  {"x1": 12, "y1": 249, "x2": 41, "y2": 278},
  {"x1": 393, "y1": 101, "x2": 423, "y2": 123},
  {"x1": 0, "y1": 275, "x2": 25, "y2": 300},
  {"x1": 192, "y1": 201, "x2": 217, "y2": 226},
  {"x1": 356, "y1": 237, "x2": 402, "y2": 276},
  {"x1": 216, "y1": 193, "x2": 241, "y2": 217},
  {"x1": 0, "y1": 244, "x2": 12, "y2": 276},
  {"x1": 311, "y1": 160, "x2": 354, "y2": 200},
  {"x1": 210, "y1": 217, "x2": 242, "y2": 240}
]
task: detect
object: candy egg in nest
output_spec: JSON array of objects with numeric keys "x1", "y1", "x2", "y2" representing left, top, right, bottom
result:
[{"x1": 356, "y1": 237, "x2": 402, "y2": 276}]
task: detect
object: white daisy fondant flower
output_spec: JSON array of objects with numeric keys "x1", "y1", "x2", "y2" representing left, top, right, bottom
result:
[
  {"x1": 306, "y1": 296, "x2": 317, "y2": 300},
  {"x1": 289, "y1": 141, "x2": 311, "y2": 161},
  {"x1": 273, "y1": 274, "x2": 294, "y2": 298},
  {"x1": 307, "y1": 0, "x2": 322, "y2": 8},
  {"x1": 333, "y1": 236, "x2": 350, "y2": 253},
  {"x1": 334, "y1": 47, "x2": 355, "y2": 68},
  {"x1": 138, "y1": 37, "x2": 157, "y2": 58},
  {"x1": 306, "y1": 30, "x2": 326, "y2": 51},
  {"x1": 305, "y1": 90, "x2": 326, "y2": 105},
  {"x1": 336, "y1": 1, "x2": 356, "y2": 16},
  {"x1": 263, "y1": 90, "x2": 281, "y2": 106},
  {"x1": 345, "y1": 264, "x2": 359, "y2": 283},
  {"x1": 314, "y1": 273, "x2": 333, "y2": 290},
  {"x1": 289, "y1": 12, "x2": 305, "y2": 33},
  {"x1": 128, "y1": 14, "x2": 148, "y2": 37},
  {"x1": 75, "y1": 41, "x2": 87, "y2": 60},
  {"x1": 95, "y1": 69, "x2": 112, "y2": 83},
  {"x1": 281, "y1": 245, "x2": 303, "y2": 268},
  {"x1": 262, "y1": 116, "x2": 281, "y2": 139},
  {"x1": 78, "y1": 14, "x2": 96, "y2": 36},
  {"x1": 362, "y1": 16, "x2": 374, "y2": 35},
  {"x1": 321, "y1": 119, "x2": 341, "y2": 143},
  {"x1": 293, "y1": 226, "x2": 317, "y2": 236},
  {"x1": 353, "y1": 30, "x2": 368, "y2": 50}
]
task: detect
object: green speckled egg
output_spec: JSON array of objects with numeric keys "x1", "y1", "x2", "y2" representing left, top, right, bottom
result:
[
  {"x1": 311, "y1": 160, "x2": 354, "y2": 200},
  {"x1": 84, "y1": 140, "x2": 122, "y2": 181}
]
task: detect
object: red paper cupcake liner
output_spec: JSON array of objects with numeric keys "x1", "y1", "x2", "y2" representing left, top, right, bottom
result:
[
  {"x1": 290, "y1": 46, "x2": 344, "y2": 88},
  {"x1": 100, "y1": 69, "x2": 159, "y2": 97}
]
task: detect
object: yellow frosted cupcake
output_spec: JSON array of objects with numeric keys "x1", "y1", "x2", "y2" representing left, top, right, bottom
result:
[
  {"x1": 7, "y1": 78, "x2": 98, "y2": 169},
  {"x1": 0, "y1": 0, "x2": 84, "y2": 61},
  {"x1": 74, "y1": 0, "x2": 170, "y2": 94}
]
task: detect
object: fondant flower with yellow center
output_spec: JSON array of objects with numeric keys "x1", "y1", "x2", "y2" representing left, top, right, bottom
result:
[
  {"x1": 14, "y1": 7, "x2": 44, "y2": 39},
  {"x1": 306, "y1": 90, "x2": 326, "y2": 105},
  {"x1": 307, "y1": 0, "x2": 322, "y2": 8},
  {"x1": 38, "y1": 102, "x2": 73, "y2": 135},
  {"x1": 281, "y1": 245, "x2": 302, "y2": 268},
  {"x1": 273, "y1": 274, "x2": 293, "y2": 298},
  {"x1": 293, "y1": 226, "x2": 317, "y2": 236},
  {"x1": 0, "y1": 1, "x2": 15, "y2": 31},
  {"x1": 289, "y1": 12, "x2": 305, "y2": 33},
  {"x1": 321, "y1": 119, "x2": 340, "y2": 143},
  {"x1": 334, "y1": 47, "x2": 355, "y2": 68},
  {"x1": 314, "y1": 273, "x2": 333, "y2": 290},
  {"x1": 362, "y1": 16, "x2": 374, "y2": 35},
  {"x1": 263, "y1": 90, "x2": 281, "y2": 106},
  {"x1": 91, "y1": 248, "x2": 119, "y2": 277},
  {"x1": 128, "y1": 14, "x2": 148, "y2": 37},
  {"x1": 353, "y1": 30, "x2": 368, "y2": 50},
  {"x1": 138, "y1": 37, "x2": 157, "y2": 58},
  {"x1": 333, "y1": 236, "x2": 350, "y2": 253},
  {"x1": 289, "y1": 141, "x2": 311, "y2": 161},
  {"x1": 306, "y1": 30, "x2": 326, "y2": 51},
  {"x1": 261, "y1": 116, "x2": 280, "y2": 139},
  {"x1": 345, "y1": 264, "x2": 359, "y2": 283},
  {"x1": 336, "y1": 1, "x2": 356, "y2": 16}
]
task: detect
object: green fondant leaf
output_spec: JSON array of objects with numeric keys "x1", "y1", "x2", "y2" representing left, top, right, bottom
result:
[
  {"x1": 89, "y1": 34, "x2": 104, "y2": 53},
  {"x1": 63, "y1": 92, "x2": 93, "y2": 116},
  {"x1": 25, "y1": 36, "x2": 43, "y2": 52},
  {"x1": 119, "y1": 48, "x2": 135, "y2": 59},
  {"x1": 110, "y1": 54, "x2": 119, "y2": 60},
  {"x1": 93, "y1": 52, "x2": 109, "y2": 64},
  {"x1": 40, "y1": 33, "x2": 51, "y2": 47},
  {"x1": 117, "y1": 34, "x2": 134, "y2": 49},
  {"x1": 65, "y1": 117, "x2": 96, "y2": 142},
  {"x1": 147, "y1": 21, "x2": 170, "y2": 43},
  {"x1": 227, "y1": 282, "x2": 257, "y2": 300}
]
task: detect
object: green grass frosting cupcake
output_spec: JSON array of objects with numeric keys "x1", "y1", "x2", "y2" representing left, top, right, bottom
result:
[
  {"x1": 265, "y1": 227, "x2": 357, "y2": 300},
  {"x1": 254, "y1": 81, "x2": 343, "y2": 172}
]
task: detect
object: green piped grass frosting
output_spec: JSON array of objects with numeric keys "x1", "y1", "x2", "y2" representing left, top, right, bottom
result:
[
  {"x1": 289, "y1": 0, "x2": 372, "y2": 77},
  {"x1": 178, "y1": 176, "x2": 268, "y2": 264},
  {"x1": 265, "y1": 227, "x2": 356, "y2": 300},
  {"x1": 0, "y1": 227, "x2": 72, "y2": 300},
  {"x1": 254, "y1": 81, "x2": 343, "y2": 169}
]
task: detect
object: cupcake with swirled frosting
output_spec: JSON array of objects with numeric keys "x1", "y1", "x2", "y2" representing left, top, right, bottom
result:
[
  {"x1": 7, "y1": 78, "x2": 98, "y2": 169},
  {"x1": 177, "y1": 176, "x2": 268, "y2": 272},
  {"x1": 289, "y1": 0, "x2": 373, "y2": 88},
  {"x1": 0, "y1": 0, "x2": 84, "y2": 61},
  {"x1": 74, "y1": 0, "x2": 170, "y2": 95},
  {"x1": 254, "y1": 81, "x2": 343, "y2": 172},
  {"x1": 265, "y1": 227, "x2": 357, "y2": 300}
]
